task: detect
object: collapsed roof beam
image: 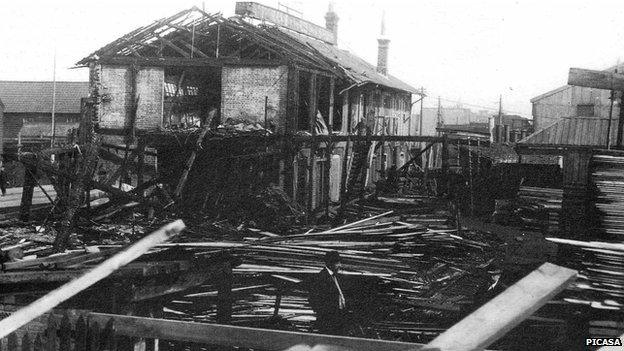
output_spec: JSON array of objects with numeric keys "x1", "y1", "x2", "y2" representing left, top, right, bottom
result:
[{"x1": 95, "y1": 56, "x2": 288, "y2": 68}]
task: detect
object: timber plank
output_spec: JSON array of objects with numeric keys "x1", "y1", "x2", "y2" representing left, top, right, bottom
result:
[
  {"x1": 88, "y1": 313, "x2": 422, "y2": 351},
  {"x1": 424, "y1": 263, "x2": 576, "y2": 351}
]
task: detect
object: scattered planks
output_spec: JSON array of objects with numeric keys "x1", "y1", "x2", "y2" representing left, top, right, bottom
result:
[
  {"x1": 0, "y1": 220, "x2": 186, "y2": 339},
  {"x1": 424, "y1": 263, "x2": 577, "y2": 351}
]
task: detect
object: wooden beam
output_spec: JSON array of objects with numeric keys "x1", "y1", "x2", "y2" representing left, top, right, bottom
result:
[
  {"x1": 568, "y1": 68, "x2": 624, "y2": 91},
  {"x1": 424, "y1": 263, "x2": 577, "y2": 351},
  {"x1": 19, "y1": 157, "x2": 36, "y2": 222},
  {"x1": 308, "y1": 73, "x2": 318, "y2": 212},
  {"x1": 0, "y1": 220, "x2": 185, "y2": 339},
  {"x1": 328, "y1": 77, "x2": 335, "y2": 132},
  {"x1": 398, "y1": 141, "x2": 435, "y2": 173},
  {"x1": 96, "y1": 56, "x2": 287, "y2": 68},
  {"x1": 618, "y1": 94, "x2": 624, "y2": 147},
  {"x1": 87, "y1": 313, "x2": 421, "y2": 351},
  {"x1": 132, "y1": 264, "x2": 227, "y2": 301},
  {"x1": 286, "y1": 66, "x2": 300, "y2": 133},
  {"x1": 173, "y1": 125, "x2": 211, "y2": 198},
  {"x1": 160, "y1": 37, "x2": 191, "y2": 58}
]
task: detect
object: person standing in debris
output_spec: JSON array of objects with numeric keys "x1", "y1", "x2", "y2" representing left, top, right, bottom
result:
[
  {"x1": 0, "y1": 166, "x2": 7, "y2": 196},
  {"x1": 309, "y1": 251, "x2": 348, "y2": 335}
]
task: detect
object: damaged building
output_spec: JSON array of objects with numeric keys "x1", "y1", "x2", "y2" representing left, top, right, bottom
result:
[{"x1": 76, "y1": 3, "x2": 426, "y2": 214}]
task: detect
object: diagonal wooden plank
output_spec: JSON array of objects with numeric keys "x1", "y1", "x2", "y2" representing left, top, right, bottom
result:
[
  {"x1": 568, "y1": 68, "x2": 624, "y2": 91},
  {"x1": 422, "y1": 262, "x2": 577, "y2": 351},
  {"x1": 0, "y1": 220, "x2": 185, "y2": 339}
]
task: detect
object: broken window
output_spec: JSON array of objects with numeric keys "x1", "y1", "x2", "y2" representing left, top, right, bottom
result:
[{"x1": 163, "y1": 67, "x2": 221, "y2": 129}]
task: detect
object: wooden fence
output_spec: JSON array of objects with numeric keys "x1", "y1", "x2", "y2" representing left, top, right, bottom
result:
[
  {"x1": 0, "y1": 262, "x2": 578, "y2": 351},
  {"x1": 0, "y1": 312, "x2": 117, "y2": 351}
]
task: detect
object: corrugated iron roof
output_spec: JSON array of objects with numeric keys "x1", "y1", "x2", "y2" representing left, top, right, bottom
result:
[
  {"x1": 0, "y1": 81, "x2": 88, "y2": 114},
  {"x1": 518, "y1": 116, "x2": 616, "y2": 147}
]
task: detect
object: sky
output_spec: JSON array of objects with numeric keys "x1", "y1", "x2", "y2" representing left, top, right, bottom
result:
[{"x1": 2, "y1": 0, "x2": 624, "y2": 117}]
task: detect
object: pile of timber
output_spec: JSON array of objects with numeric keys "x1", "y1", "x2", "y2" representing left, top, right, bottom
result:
[
  {"x1": 546, "y1": 237, "x2": 624, "y2": 340},
  {"x1": 158, "y1": 199, "x2": 506, "y2": 342},
  {"x1": 517, "y1": 186, "x2": 562, "y2": 233},
  {"x1": 591, "y1": 154, "x2": 624, "y2": 238}
]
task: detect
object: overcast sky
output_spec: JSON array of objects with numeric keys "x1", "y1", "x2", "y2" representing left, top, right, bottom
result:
[{"x1": 1, "y1": 0, "x2": 624, "y2": 117}]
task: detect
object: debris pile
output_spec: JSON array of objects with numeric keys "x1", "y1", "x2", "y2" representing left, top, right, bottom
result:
[{"x1": 157, "y1": 197, "x2": 507, "y2": 342}]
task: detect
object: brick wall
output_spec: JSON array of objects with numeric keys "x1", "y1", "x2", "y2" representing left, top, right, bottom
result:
[
  {"x1": 97, "y1": 65, "x2": 131, "y2": 129},
  {"x1": 221, "y1": 65, "x2": 288, "y2": 131},
  {"x1": 95, "y1": 65, "x2": 164, "y2": 131},
  {"x1": 135, "y1": 67, "x2": 164, "y2": 130}
]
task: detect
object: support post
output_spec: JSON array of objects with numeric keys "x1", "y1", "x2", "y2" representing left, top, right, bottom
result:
[
  {"x1": 19, "y1": 155, "x2": 36, "y2": 222},
  {"x1": 338, "y1": 137, "x2": 351, "y2": 219},
  {"x1": 328, "y1": 77, "x2": 335, "y2": 132},
  {"x1": 217, "y1": 261, "x2": 233, "y2": 324},
  {"x1": 307, "y1": 73, "x2": 318, "y2": 213},
  {"x1": 136, "y1": 139, "x2": 146, "y2": 190},
  {"x1": 441, "y1": 134, "x2": 449, "y2": 194},
  {"x1": 287, "y1": 67, "x2": 299, "y2": 133},
  {"x1": 617, "y1": 92, "x2": 624, "y2": 148}
]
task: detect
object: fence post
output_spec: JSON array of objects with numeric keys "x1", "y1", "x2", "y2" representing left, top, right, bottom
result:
[
  {"x1": 102, "y1": 318, "x2": 117, "y2": 351},
  {"x1": 33, "y1": 334, "x2": 43, "y2": 351},
  {"x1": 88, "y1": 321, "x2": 100, "y2": 351},
  {"x1": 22, "y1": 333, "x2": 32, "y2": 351},
  {"x1": 58, "y1": 313, "x2": 71, "y2": 351},
  {"x1": 45, "y1": 315, "x2": 58, "y2": 351},
  {"x1": 74, "y1": 316, "x2": 87, "y2": 351},
  {"x1": 8, "y1": 333, "x2": 17, "y2": 351},
  {"x1": 216, "y1": 261, "x2": 233, "y2": 324}
]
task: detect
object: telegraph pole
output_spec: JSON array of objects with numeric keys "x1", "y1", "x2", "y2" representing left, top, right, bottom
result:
[
  {"x1": 436, "y1": 96, "x2": 442, "y2": 135},
  {"x1": 419, "y1": 87, "x2": 424, "y2": 137},
  {"x1": 51, "y1": 49, "x2": 57, "y2": 148},
  {"x1": 497, "y1": 94, "x2": 502, "y2": 126}
]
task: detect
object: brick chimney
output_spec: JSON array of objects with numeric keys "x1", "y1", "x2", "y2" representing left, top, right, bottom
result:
[
  {"x1": 325, "y1": 3, "x2": 339, "y2": 45},
  {"x1": 377, "y1": 12, "x2": 390, "y2": 76}
]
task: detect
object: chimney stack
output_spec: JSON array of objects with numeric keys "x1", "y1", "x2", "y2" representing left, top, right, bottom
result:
[
  {"x1": 377, "y1": 11, "x2": 390, "y2": 76},
  {"x1": 325, "y1": 3, "x2": 339, "y2": 45}
]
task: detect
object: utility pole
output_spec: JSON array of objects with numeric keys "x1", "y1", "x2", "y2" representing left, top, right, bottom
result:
[
  {"x1": 607, "y1": 62, "x2": 619, "y2": 149},
  {"x1": 419, "y1": 87, "x2": 424, "y2": 137},
  {"x1": 436, "y1": 96, "x2": 442, "y2": 136},
  {"x1": 51, "y1": 49, "x2": 57, "y2": 148},
  {"x1": 497, "y1": 94, "x2": 502, "y2": 126}
]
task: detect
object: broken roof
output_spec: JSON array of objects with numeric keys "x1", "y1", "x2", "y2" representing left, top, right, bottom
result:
[
  {"x1": 517, "y1": 116, "x2": 616, "y2": 147},
  {"x1": 0, "y1": 81, "x2": 88, "y2": 114},
  {"x1": 77, "y1": 7, "x2": 421, "y2": 95}
]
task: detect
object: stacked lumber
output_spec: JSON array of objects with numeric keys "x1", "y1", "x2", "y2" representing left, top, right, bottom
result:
[
  {"x1": 591, "y1": 154, "x2": 624, "y2": 238},
  {"x1": 158, "y1": 200, "x2": 505, "y2": 341},
  {"x1": 546, "y1": 238, "x2": 624, "y2": 339},
  {"x1": 518, "y1": 186, "x2": 563, "y2": 233}
]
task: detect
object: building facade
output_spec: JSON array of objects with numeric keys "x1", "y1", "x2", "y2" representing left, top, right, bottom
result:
[
  {"x1": 78, "y1": 3, "x2": 423, "y2": 210},
  {"x1": 0, "y1": 81, "x2": 89, "y2": 142}
]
